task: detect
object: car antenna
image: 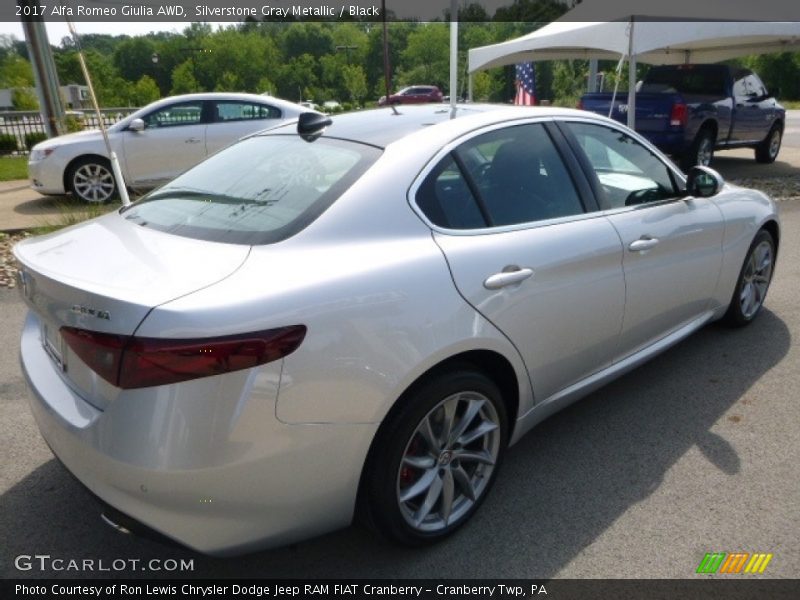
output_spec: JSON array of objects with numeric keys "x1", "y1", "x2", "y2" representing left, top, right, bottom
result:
[{"x1": 64, "y1": 13, "x2": 131, "y2": 207}]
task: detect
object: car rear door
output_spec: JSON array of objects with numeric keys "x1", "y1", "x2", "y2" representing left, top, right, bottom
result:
[
  {"x1": 122, "y1": 99, "x2": 208, "y2": 188},
  {"x1": 413, "y1": 121, "x2": 626, "y2": 403},
  {"x1": 205, "y1": 99, "x2": 285, "y2": 155},
  {"x1": 559, "y1": 120, "x2": 725, "y2": 359}
]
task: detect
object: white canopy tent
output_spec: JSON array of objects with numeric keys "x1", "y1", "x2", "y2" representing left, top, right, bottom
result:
[{"x1": 468, "y1": 0, "x2": 800, "y2": 127}]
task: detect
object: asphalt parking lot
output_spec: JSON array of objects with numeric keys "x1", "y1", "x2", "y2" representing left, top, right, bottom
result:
[{"x1": 1, "y1": 127, "x2": 799, "y2": 582}]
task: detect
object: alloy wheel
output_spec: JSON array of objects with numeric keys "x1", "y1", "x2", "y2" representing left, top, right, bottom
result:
[{"x1": 396, "y1": 391, "x2": 502, "y2": 532}]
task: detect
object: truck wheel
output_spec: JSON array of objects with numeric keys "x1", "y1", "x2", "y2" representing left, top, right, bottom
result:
[
  {"x1": 682, "y1": 128, "x2": 715, "y2": 170},
  {"x1": 755, "y1": 125, "x2": 782, "y2": 164}
]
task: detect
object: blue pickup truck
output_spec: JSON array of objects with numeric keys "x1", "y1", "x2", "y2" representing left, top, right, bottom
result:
[{"x1": 579, "y1": 64, "x2": 785, "y2": 169}]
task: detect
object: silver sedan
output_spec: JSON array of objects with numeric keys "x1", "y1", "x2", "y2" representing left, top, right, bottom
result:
[{"x1": 15, "y1": 105, "x2": 778, "y2": 555}]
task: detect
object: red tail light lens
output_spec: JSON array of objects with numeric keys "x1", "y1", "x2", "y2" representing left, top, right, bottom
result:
[
  {"x1": 670, "y1": 102, "x2": 688, "y2": 127},
  {"x1": 61, "y1": 326, "x2": 306, "y2": 389},
  {"x1": 577, "y1": 99, "x2": 584, "y2": 110}
]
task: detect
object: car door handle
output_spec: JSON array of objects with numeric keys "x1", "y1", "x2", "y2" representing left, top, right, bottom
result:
[
  {"x1": 628, "y1": 237, "x2": 660, "y2": 252},
  {"x1": 483, "y1": 267, "x2": 534, "y2": 290},
  {"x1": 185, "y1": 137, "x2": 202, "y2": 144}
]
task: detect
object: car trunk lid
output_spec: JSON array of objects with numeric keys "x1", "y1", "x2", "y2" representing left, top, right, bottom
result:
[{"x1": 14, "y1": 212, "x2": 250, "y2": 410}]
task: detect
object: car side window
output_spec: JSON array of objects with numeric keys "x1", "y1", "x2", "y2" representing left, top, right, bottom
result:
[
  {"x1": 416, "y1": 156, "x2": 486, "y2": 229},
  {"x1": 566, "y1": 122, "x2": 680, "y2": 209},
  {"x1": 213, "y1": 101, "x2": 282, "y2": 122},
  {"x1": 733, "y1": 70, "x2": 752, "y2": 98},
  {"x1": 416, "y1": 123, "x2": 584, "y2": 229},
  {"x1": 143, "y1": 102, "x2": 204, "y2": 128}
]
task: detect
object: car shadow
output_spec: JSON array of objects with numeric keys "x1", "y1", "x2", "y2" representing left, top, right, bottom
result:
[{"x1": 0, "y1": 310, "x2": 790, "y2": 579}]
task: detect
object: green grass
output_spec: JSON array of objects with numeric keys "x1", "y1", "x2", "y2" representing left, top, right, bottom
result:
[
  {"x1": 30, "y1": 199, "x2": 120, "y2": 235},
  {"x1": 0, "y1": 156, "x2": 28, "y2": 182},
  {"x1": 781, "y1": 100, "x2": 800, "y2": 110}
]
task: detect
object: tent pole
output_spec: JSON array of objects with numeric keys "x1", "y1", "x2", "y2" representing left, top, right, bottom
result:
[
  {"x1": 468, "y1": 73, "x2": 473, "y2": 102},
  {"x1": 450, "y1": 0, "x2": 458, "y2": 116},
  {"x1": 626, "y1": 17, "x2": 636, "y2": 129}
]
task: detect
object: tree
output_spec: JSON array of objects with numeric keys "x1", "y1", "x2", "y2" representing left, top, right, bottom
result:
[
  {"x1": 131, "y1": 75, "x2": 161, "y2": 106},
  {"x1": 114, "y1": 37, "x2": 157, "y2": 84},
  {"x1": 12, "y1": 88, "x2": 39, "y2": 110},
  {"x1": 399, "y1": 25, "x2": 450, "y2": 89},
  {"x1": 342, "y1": 64, "x2": 368, "y2": 105},
  {"x1": 170, "y1": 61, "x2": 199, "y2": 94}
]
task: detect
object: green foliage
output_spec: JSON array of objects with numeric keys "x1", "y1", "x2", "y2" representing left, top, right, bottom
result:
[
  {"x1": 341, "y1": 64, "x2": 368, "y2": 104},
  {"x1": 0, "y1": 54, "x2": 35, "y2": 88},
  {"x1": 64, "y1": 114, "x2": 84, "y2": 132},
  {"x1": 131, "y1": 75, "x2": 161, "y2": 106},
  {"x1": 12, "y1": 88, "x2": 39, "y2": 110},
  {"x1": 24, "y1": 132, "x2": 48, "y2": 151},
  {"x1": 552, "y1": 60, "x2": 588, "y2": 107},
  {"x1": 0, "y1": 134, "x2": 19, "y2": 156},
  {"x1": 170, "y1": 61, "x2": 199, "y2": 94},
  {"x1": 399, "y1": 25, "x2": 451, "y2": 90}
]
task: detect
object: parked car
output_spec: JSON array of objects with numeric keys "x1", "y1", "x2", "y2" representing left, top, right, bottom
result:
[
  {"x1": 378, "y1": 85, "x2": 444, "y2": 105},
  {"x1": 579, "y1": 64, "x2": 785, "y2": 169},
  {"x1": 28, "y1": 93, "x2": 309, "y2": 203},
  {"x1": 16, "y1": 105, "x2": 778, "y2": 555}
]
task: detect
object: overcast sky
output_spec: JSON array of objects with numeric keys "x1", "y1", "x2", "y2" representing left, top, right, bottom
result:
[{"x1": 0, "y1": 19, "x2": 197, "y2": 46}]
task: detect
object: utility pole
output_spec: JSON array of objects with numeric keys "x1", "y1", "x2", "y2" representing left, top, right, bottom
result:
[{"x1": 19, "y1": 0, "x2": 65, "y2": 137}]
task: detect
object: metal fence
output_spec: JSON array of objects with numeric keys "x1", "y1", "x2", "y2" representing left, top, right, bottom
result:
[{"x1": 0, "y1": 108, "x2": 139, "y2": 155}]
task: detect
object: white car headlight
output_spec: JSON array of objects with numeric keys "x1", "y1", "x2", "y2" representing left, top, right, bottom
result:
[{"x1": 30, "y1": 146, "x2": 58, "y2": 161}]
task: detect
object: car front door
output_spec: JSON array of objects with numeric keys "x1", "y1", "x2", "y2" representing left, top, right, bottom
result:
[
  {"x1": 414, "y1": 122, "x2": 626, "y2": 403},
  {"x1": 122, "y1": 99, "x2": 208, "y2": 188},
  {"x1": 205, "y1": 100, "x2": 284, "y2": 156},
  {"x1": 561, "y1": 120, "x2": 725, "y2": 359}
]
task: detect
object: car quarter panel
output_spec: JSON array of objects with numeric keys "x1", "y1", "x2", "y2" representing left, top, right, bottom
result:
[
  {"x1": 21, "y1": 311, "x2": 377, "y2": 554},
  {"x1": 134, "y1": 143, "x2": 533, "y2": 427}
]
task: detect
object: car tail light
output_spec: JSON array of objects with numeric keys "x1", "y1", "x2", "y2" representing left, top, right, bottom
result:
[
  {"x1": 61, "y1": 326, "x2": 306, "y2": 389},
  {"x1": 577, "y1": 99, "x2": 584, "y2": 110},
  {"x1": 670, "y1": 102, "x2": 688, "y2": 127}
]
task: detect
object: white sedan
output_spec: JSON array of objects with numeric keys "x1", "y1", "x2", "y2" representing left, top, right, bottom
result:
[{"x1": 27, "y1": 92, "x2": 308, "y2": 203}]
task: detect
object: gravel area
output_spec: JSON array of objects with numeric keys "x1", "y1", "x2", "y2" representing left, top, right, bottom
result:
[{"x1": 1, "y1": 177, "x2": 798, "y2": 290}]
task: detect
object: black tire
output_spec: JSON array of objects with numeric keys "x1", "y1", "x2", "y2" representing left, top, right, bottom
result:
[
  {"x1": 362, "y1": 369, "x2": 508, "y2": 546},
  {"x1": 67, "y1": 156, "x2": 117, "y2": 204},
  {"x1": 681, "y1": 128, "x2": 716, "y2": 170},
  {"x1": 755, "y1": 124, "x2": 782, "y2": 164},
  {"x1": 723, "y1": 229, "x2": 776, "y2": 327}
]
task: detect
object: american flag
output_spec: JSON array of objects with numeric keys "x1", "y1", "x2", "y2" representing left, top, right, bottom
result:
[{"x1": 515, "y1": 62, "x2": 537, "y2": 106}]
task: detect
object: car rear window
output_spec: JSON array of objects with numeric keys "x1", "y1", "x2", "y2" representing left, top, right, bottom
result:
[{"x1": 123, "y1": 135, "x2": 381, "y2": 245}]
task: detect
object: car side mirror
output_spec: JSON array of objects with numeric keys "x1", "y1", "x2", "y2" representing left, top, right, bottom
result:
[
  {"x1": 128, "y1": 118, "x2": 146, "y2": 132},
  {"x1": 686, "y1": 166, "x2": 724, "y2": 198}
]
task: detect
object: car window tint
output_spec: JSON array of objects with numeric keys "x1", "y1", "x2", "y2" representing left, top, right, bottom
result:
[
  {"x1": 454, "y1": 123, "x2": 584, "y2": 227},
  {"x1": 123, "y1": 136, "x2": 381, "y2": 245},
  {"x1": 416, "y1": 155, "x2": 487, "y2": 229},
  {"x1": 566, "y1": 122, "x2": 679, "y2": 209},
  {"x1": 143, "y1": 102, "x2": 204, "y2": 128},
  {"x1": 214, "y1": 101, "x2": 281, "y2": 122}
]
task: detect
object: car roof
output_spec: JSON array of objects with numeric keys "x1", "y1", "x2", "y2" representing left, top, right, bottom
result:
[{"x1": 261, "y1": 104, "x2": 605, "y2": 149}]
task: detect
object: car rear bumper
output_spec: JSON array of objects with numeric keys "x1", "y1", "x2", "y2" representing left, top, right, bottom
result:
[{"x1": 20, "y1": 311, "x2": 377, "y2": 555}]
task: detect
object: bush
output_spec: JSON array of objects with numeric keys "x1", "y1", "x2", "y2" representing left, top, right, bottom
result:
[
  {"x1": 24, "y1": 132, "x2": 48, "y2": 151},
  {"x1": 65, "y1": 115, "x2": 84, "y2": 133},
  {"x1": 0, "y1": 133, "x2": 19, "y2": 155}
]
